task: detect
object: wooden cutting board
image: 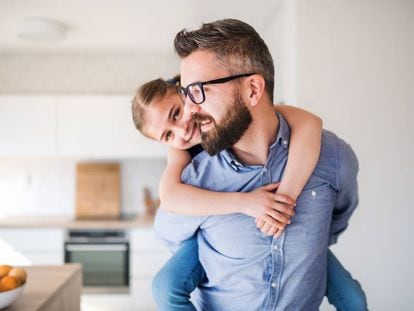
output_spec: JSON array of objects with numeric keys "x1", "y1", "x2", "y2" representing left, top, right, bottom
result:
[{"x1": 75, "y1": 163, "x2": 120, "y2": 220}]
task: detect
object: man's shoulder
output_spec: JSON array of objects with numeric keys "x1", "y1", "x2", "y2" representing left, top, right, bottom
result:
[
  {"x1": 320, "y1": 129, "x2": 354, "y2": 159},
  {"x1": 316, "y1": 129, "x2": 358, "y2": 190}
]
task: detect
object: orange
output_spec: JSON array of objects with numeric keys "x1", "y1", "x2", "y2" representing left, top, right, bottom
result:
[
  {"x1": 0, "y1": 276, "x2": 19, "y2": 291},
  {"x1": 0, "y1": 265, "x2": 12, "y2": 278},
  {"x1": 8, "y1": 268, "x2": 27, "y2": 284}
]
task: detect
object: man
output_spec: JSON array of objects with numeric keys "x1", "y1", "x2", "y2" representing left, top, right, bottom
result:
[{"x1": 154, "y1": 19, "x2": 360, "y2": 310}]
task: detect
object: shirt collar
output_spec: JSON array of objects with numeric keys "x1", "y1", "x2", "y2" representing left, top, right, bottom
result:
[
  {"x1": 270, "y1": 112, "x2": 290, "y2": 150},
  {"x1": 220, "y1": 110, "x2": 291, "y2": 170}
]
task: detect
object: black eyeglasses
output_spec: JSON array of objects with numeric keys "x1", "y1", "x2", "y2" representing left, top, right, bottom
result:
[{"x1": 178, "y1": 73, "x2": 256, "y2": 105}]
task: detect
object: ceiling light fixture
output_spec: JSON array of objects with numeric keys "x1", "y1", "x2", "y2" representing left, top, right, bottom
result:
[{"x1": 17, "y1": 17, "x2": 67, "y2": 42}]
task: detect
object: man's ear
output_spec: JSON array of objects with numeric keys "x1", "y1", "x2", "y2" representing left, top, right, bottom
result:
[{"x1": 245, "y1": 74, "x2": 265, "y2": 107}]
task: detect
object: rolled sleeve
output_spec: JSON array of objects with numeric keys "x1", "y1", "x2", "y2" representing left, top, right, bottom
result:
[
  {"x1": 153, "y1": 163, "x2": 207, "y2": 252},
  {"x1": 329, "y1": 141, "x2": 359, "y2": 245}
]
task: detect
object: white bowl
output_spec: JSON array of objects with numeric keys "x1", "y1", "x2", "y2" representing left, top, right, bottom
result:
[{"x1": 0, "y1": 284, "x2": 26, "y2": 309}]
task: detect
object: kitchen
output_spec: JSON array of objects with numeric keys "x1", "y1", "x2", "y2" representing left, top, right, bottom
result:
[
  {"x1": 0, "y1": 0, "x2": 196, "y2": 309},
  {"x1": 1, "y1": 1, "x2": 413, "y2": 310}
]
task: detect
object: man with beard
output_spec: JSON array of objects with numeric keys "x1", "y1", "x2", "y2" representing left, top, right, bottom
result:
[{"x1": 154, "y1": 19, "x2": 361, "y2": 310}]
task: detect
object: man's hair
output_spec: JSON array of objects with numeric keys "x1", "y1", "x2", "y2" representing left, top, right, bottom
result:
[
  {"x1": 131, "y1": 75, "x2": 180, "y2": 137},
  {"x1": 174, "y1": 19, "x2": 275, "y2": 102}
]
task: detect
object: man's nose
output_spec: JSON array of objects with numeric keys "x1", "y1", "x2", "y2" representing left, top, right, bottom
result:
[{"x1": 183, "y1": 97, "x2": 200, "y2": 119}]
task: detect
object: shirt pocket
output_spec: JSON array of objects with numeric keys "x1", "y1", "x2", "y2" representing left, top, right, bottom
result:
[{"x1": 289, "y1": 183, "x2": 336, "y2": 243}]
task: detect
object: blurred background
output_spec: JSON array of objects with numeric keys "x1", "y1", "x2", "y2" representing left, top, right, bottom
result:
[{"x1": 0, "y1": 0, "x2": 413, "y2": 310}]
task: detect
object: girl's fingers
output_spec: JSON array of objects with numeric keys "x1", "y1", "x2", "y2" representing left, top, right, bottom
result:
[
  {"x1": 267, "y1": 226, "x2": 278, "y2": 236},
  {"x1": 257, "y1": 216, "x2": 284, "y2": 231},
  {"x1": 267, "y1": 210, "x2": 291, "y2": 224},
  {"x1": 271, "y1": 203, "x2": 295, "y2": 217},
  {"x1": 274, "y1": 227, "x2": 284, "y2": 238},
  {"x1": 261, "y1": 182, "x2": 280, "y2": 191},
  {"x1": 260, "y1": 221, "x2": 274, "y2": 235},
  {"x1": 273, "y1": 193, "x2": 295, "y2": 206}
]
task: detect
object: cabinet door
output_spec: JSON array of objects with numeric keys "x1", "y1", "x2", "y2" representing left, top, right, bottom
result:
[
  {"x1": 130, "y1": 228, "x2": 170, "y2": 310},
  {"x1": 57, "y1": 96, "x2": 167, "y2": 158},
  {"x1": 0, "y1": 228, "x2": 64, "y2": 265},
  {"x1": 0, "y1": 96, "x2": 56, "y2": 156}
]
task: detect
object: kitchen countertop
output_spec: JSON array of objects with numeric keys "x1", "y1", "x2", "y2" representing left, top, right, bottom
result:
[
  {"x1": 4, "y1": 264, "x2": 82, "y2": 311},
  {"x1": 0, "y1": 214, "x2": 154, "y2": 229}
]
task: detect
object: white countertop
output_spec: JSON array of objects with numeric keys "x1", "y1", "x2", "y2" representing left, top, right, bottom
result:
[{"x1": 0, "y1": 214, "x2": 154, "y2": 229}]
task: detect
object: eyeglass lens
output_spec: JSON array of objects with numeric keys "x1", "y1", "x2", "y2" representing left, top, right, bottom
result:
[{"x1": 188, "y1": 84, "x2": 204, "y2": 104}]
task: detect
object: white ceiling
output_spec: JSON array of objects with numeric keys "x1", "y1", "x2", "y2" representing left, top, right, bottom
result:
[{"x1": 0, "y1": 0, "x2": 282, "y2": 53}]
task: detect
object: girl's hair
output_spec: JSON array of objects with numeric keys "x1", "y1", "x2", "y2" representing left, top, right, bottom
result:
[{"x1": 131, "y1": 75, "x2": 180, "y2": 137}]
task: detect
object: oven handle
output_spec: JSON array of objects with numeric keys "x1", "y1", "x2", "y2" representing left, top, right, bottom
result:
[{"x1": 65, "y1": 244, "x2": 128, "y2": 252}]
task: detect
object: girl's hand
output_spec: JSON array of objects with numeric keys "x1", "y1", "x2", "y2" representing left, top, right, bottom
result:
[
  {"x1": 255, "y1": 218, "x2": 285, "y2": 238},
  {"x1": 241, "y1": 183, "x2": 296, "y2": 231}
]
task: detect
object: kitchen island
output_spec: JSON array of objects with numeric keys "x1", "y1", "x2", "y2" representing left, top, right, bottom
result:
[{"x1": 4, "y1": 264, "x2": 82, "y2": 311}]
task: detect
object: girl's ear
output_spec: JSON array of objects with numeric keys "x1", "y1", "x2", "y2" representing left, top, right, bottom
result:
[{"x1": 245, "y1": 74, "x2": 265, "y2": 107}]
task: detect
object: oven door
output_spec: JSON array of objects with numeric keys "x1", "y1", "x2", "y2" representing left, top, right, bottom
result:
[{"x1": 64, "y1": 242, "x2": 129, "y2": 293}]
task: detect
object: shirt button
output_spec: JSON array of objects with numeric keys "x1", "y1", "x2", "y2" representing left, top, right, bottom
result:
[
  {"x1": 263, "y1": 167, "x2": 267, "y2": 173},
  {"x1": 311, "y1": 191, "x2": 317, "y2": 197},
  {"x1": 271, "y1": 282, "x2": 277, "y2": 288},
  {"x1": 273, "y1": 245, "x2": 278, "y2": 250},
  {"x1": 283, "y1": 140, "x2": 288, "y2": 146}
]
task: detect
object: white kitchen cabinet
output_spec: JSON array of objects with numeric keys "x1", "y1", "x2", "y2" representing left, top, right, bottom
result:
[
  {"x1": 56, "y1": 95, "x2": 167, "y2": 158},
  {"x1": 0, "y1": 228, "x2": 64, "y2": 265},
  {"x1": 0, "y1": 96, "x2": 57, "y2": 156},
  {"x1": 130, "y1": 228, "x2": 171, "y2": 309},
  {"x1": 0, "y1": 95, "x2": 167, "y2": 158}
]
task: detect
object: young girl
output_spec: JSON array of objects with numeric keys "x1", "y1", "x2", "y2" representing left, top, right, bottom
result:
[{"x1": 132, "y1": 77, "x2": 367, "y2": 310}]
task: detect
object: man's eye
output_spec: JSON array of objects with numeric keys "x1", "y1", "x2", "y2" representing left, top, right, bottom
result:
[{"x1": 165, "y1": 131, "x2": 172, "y2": 141}]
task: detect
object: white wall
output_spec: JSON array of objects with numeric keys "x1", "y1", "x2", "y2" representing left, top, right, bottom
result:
[
  {"x1": 0, "y1": 158, "x2": 166, "y2": 217},
  {"x1": 0, "y1": 51, "x2": 179, "y2": 94},
  {"x1": 294, "y1": 0, "x2": 414, "y2": 309}
]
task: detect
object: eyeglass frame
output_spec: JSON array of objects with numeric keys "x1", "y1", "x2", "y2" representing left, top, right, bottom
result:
[{"x1": 178, "y1": 72, "x2": 257, "y2": 105}]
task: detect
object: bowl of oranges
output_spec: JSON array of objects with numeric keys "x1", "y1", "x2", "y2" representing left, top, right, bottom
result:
[{"x1": 0, "y1": 265, "x2": 27, "y2": 309}]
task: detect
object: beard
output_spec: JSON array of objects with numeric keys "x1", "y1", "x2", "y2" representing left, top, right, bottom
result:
[{"x1": 193, "y1": 91, "x2": 252, "y2": 156}]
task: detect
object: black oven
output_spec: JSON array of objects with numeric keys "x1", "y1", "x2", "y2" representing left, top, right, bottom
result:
[{"x1": 64, "y1": 229, "x2": 129, "y2": 293}]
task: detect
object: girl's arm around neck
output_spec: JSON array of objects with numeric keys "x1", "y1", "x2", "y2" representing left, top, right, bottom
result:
[
  {"x1": 274, "y1": 104, "x2": 322, "y2": 201},
  {"x1": 159, "y1": 148, "x2": 244, "y2": 215},
  {"x1": 159, "y1": 148, "x2": 294, "y2": 230}
]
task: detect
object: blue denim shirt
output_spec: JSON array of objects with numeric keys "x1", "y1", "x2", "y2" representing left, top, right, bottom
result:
[{"x1": 154, "y1": 113, "x2": 359, "y2": 311}]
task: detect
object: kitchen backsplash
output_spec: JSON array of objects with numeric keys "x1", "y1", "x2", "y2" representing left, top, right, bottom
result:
[{"x1": 0, "y1": 158, "x2": 166, "y2": 217}]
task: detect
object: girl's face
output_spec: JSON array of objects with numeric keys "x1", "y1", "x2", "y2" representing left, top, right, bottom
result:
[{"x1": 143, "y1": 91, "x2": 202, "y2": 150}]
